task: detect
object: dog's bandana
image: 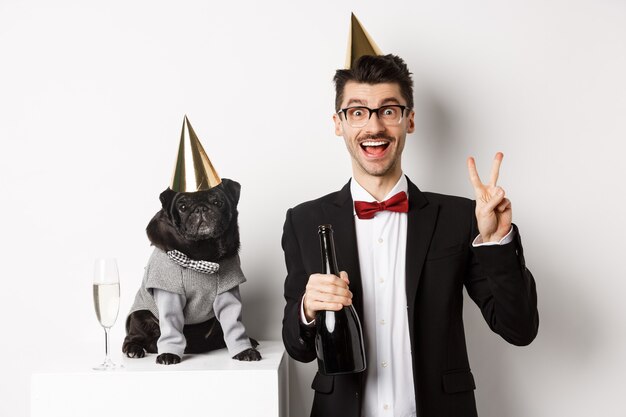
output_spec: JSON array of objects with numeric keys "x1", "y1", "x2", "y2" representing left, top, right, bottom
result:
[{"x1": 167, "y1": 250, "x2": 219, "y2": 274}]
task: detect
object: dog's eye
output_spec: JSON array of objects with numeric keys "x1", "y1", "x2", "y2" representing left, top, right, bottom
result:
[
  {"x1": 179, "y1": 204, "x2": 187, "y2": 212},
  {"x1": 213, "y1": 200, "x2": 223, "y2": 207}
]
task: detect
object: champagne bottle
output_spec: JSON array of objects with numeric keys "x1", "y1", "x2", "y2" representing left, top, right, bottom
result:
[{"x1": 315, "y1": 224, "x2": 366, "y2": 375}]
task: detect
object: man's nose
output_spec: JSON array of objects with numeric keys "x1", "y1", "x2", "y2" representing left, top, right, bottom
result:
[{"x1": 365, "y1": 111, "x2": 385, "y2": 132}]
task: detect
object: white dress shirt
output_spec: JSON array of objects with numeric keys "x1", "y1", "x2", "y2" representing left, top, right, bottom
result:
[{"x1": 352, "y1": 175, "x2": 416, "y2": 417}]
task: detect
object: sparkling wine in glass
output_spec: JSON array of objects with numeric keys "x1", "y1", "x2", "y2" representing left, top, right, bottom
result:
[{"x1": 93, "y1": 258, "x2": 122, "y2": 370}]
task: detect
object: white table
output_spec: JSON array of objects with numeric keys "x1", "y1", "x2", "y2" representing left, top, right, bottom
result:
[{"x1": 31, "y1": 340, "x2": 288, "y2": 417}]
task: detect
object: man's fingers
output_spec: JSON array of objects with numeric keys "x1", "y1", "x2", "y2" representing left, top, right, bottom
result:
[
  {"x1": 305, "y1": 282, "x2": 351, "y2": 299},
  {"x1": 304, "y1": 271, "x2": 352, "y2": 319},
  {"x1": 303, "y1": 296, "x2": 344, "y2": 321},
  {"x1": 310, "y1": 273, "x2": 349, "y2": 288},
  {"x1": 468, "y1": 153, "x2": 504, "y2": 190},
  {"x1": 317, "y1": 284, "x2": 352, "y2": 298},
  {"x1": 306, "y1": 275, "x2": 352, "y2": 298},
  {"x1": 467, "y1": 157, "x2": 483, "y2": 189},
  {"x1": 480, "y1": 187, "x2": 506, "y2": 214},
  {"x1": 339, "y1": 271, "x2": 350, "y2": 285},
  {"x1": 305, "y1": 289, "x2": 352, "y2": 307},
  {"x1": 306, "y1": 291, "x2": 352, "y2": 305},
  {"x1": 304, "y1": 272, "x2": 353, "y2": 317},
  {"x1": 497, "y1": 198, "x2": 511, "y2": 212},
  {"x1": 489, "y1": 152, "x2": 504, "y2": 186},
  {"x1": 308, "y1": 300, "x2": 345, "y2": 312}
]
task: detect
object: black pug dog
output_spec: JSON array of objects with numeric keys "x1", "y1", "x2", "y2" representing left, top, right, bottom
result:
[{"x1": 122, "y1": 179, "x2": 261, "y2": 364}]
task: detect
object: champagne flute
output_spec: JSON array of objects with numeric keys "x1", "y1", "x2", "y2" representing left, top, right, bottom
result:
[{"x1": 93, "y1": 258, "x2": 122, "y2": 370}]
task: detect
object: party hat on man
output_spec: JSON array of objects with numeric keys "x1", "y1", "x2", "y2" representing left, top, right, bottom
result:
[
  {"x1": 170, "y1": 115, "x2": 221, "y2": 192},
  {"x1": 345, "y1": 13, "x2": 383, "y2": 69}
]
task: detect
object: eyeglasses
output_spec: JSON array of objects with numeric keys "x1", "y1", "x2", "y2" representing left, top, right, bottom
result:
[{"x1": 338, "y1": 105, "x2": 410, "y2": 128}]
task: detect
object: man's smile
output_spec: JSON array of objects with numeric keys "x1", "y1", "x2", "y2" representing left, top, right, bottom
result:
[{"x1": 359, "y1": 138, "x2": 391, "y2": 158}]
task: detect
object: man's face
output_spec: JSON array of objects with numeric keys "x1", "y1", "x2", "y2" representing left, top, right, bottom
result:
[{"x1": 333, "y1": 81, "x2": 415, "y2": 180}]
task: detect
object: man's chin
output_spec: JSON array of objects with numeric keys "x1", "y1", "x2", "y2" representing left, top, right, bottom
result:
[{"x1": 358, "y1": 161, "x2": 397, "y2": 178}]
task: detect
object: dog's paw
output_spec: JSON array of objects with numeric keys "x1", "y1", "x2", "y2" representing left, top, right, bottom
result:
[
  {"x1": 232, "y1": 348, "x2": 262, "y2": 362},
  {"x1": 156, "y1": 353, "x2": 181, "y2": 365},
  {"x1": 123, "y1": 343, "x2": 146, "y2": 358}
]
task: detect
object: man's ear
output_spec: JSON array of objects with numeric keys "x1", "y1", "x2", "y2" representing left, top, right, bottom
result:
[
  {"x1": 407, "y1": 109, "x2": 416, "y2": 134},
  {"x1": 220, "y1": 178, "x2": 241, "y2": 205},
  {"x1": 333, "y1": 113, "x2": 344, "y2": 136}
]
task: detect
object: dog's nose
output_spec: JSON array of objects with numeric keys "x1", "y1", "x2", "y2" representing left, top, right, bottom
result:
[{"x1": 193, "y1": 205, "x2": 209, "y2": 214}]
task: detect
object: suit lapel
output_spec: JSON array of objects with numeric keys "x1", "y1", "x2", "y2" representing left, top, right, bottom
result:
[
  {"x1": 405, "y1": 178, "x2": 439, "y2": 331},
  {"x1": 321, "y1": 181, "x2": 364, "y2": 319}
]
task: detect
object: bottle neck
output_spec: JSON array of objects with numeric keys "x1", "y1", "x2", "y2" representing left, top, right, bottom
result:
[{"x1": 319, "y1": 231, "x2": 340, "y2": 276}]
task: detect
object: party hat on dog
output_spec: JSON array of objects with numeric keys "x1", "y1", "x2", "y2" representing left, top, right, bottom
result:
[
  {"x1": 170, "y1": 115, "x2": 221, "y2": 192},
  {"x1": 345, "y1": 13, "x2": 383, "y2": 69}
]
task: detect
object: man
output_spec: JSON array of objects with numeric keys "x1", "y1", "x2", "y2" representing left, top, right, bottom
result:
[{"x1": 281, "y1": 52, "x2": 538, "y2": 417}]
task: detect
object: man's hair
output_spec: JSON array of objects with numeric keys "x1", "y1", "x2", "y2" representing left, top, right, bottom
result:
[{"x1": 333, "y1": 54, "x2": 414, "y2": 112}]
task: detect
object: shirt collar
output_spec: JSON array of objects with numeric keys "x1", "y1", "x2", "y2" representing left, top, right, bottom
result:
[{"x1": 350, "y1": 174, "x2": 408, "y2": 215}]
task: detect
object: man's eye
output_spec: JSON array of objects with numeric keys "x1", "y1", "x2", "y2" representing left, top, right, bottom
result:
[
  {"x1": 352, "y1": 110, "x2": 364, "y2": 117},
  {"x1": 382, "y1": 108, "x2": 396, "y2": 116}
]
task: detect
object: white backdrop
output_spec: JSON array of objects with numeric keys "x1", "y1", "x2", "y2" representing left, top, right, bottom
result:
[{"x1": 1, "y1": 1, "x2": 625, "y2": 416}]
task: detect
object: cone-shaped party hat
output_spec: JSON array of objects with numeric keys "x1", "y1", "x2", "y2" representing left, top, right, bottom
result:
[
  {"x1": 170, "y1": 115, "x2": 221, "y2": 192},
  {"x1": 345, "y1": 13, "x2": 383, "y2": 69}
]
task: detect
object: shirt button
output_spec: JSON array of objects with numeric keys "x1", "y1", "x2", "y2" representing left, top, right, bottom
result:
[
  {"x1": 379, "y1": 277, "x2": 385, "y2": 283},
  {"x1": 381, "y1": 361, "x2": 388, "y2": 368},
  {"x1": 380, "y1": 319, "x2": 386, "y2": 325},
  {"x1": 383, "y1": 404, "x2": 389, "y2": 410},
  {"x1": 378, "y1": 238, "x2": 383, "y2": 243}
]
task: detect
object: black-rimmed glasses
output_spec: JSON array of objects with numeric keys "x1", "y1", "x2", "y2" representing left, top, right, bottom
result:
[{"x1": 338, "y1": 105, "x2": 409, "y2": 128}]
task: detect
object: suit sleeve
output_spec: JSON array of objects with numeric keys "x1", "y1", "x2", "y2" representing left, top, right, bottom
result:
[
  {"x1": 465, "y1": 211, "x2": 539, "y2": 346},
  {"x1": 281, "y1": 208, "x2": 317, "y2": 363}
]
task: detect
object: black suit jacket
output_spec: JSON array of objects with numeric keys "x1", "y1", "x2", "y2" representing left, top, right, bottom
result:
[{"x1": 281, "y1": 178, "x2": 538, "y2": 417}]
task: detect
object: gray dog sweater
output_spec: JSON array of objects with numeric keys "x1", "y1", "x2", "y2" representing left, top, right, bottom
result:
[{"x1": 129, "y1": 248, "x2": 252, "y2": 356}]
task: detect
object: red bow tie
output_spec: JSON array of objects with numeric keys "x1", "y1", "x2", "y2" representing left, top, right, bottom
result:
[{"x1": 354, "y1": 191, "x2": 409, "y2": 220}]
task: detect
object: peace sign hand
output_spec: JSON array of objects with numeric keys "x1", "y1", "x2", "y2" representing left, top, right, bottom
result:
[{"x1": 467, "y1": 152, "x2": 512, "y2": 243}]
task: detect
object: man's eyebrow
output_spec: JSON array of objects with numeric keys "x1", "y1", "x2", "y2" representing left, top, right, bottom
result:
[
  {"x1": 380, "y1": 97, "x2": 401, "y2": 105},
  {"x1": 344, "y1": 97, "x2": 403, "y2": 108},
  {"x1": 344, "y1": 98, "x2": 367, "y2": 107}
]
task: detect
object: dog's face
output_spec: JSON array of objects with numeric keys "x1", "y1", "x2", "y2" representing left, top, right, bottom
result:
[{"x1": 158, "y1": 179, "x2": 241, "y2": 241}]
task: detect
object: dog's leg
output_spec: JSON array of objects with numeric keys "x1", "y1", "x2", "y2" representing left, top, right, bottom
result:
[
  {"x1": 213, "y1": 286, "x2": 262, "y2": 361},
  {"x1": 152, "y1": 288, "x2": 186, "y2": 365},
  {"x1": 122, "y1": 310, "x2": 160, "y2": 358}
]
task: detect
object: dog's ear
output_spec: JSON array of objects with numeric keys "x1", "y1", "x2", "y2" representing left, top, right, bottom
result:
[
  {"x1": 159, "y1": 188, "x2": 176, "y2": 209},
  {"x1": 220, "y1": 178, "x2": 241, "y2": 205},
  {"x1": 146, "y1": 209, "x2": 185, "y2": 252}
]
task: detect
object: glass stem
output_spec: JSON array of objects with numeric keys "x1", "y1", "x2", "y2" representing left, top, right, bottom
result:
[{"x1": 104, "y1": 327, "x2": 110, "y2": 362}]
